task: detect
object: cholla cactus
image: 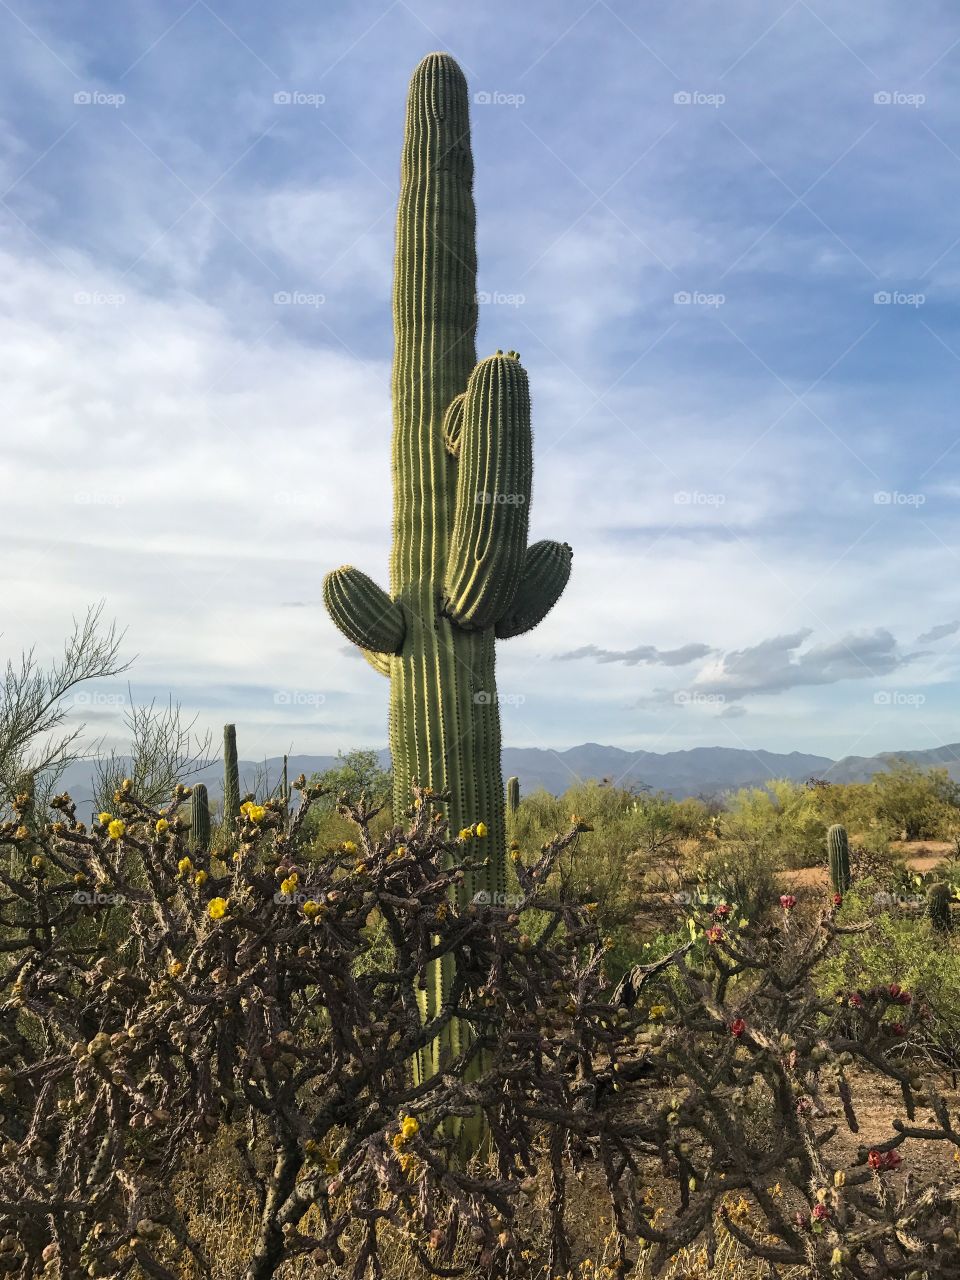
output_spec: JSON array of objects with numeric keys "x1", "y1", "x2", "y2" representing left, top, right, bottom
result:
[
  {"x1": 506, "y1": 775, "x2": 520, "y2": 816},
  {"x1": 189, "y1": 782, "x2": 210, "y2": 853},
  {"x1": 828, "y1": 823, "x2": 851, "y2": 894},
  {"x1": 928, "y1": 880, "x2": 952, "y2": 932},
  {"x1": 323, "y1": 54, "x2": 571, "y2": 1082}
]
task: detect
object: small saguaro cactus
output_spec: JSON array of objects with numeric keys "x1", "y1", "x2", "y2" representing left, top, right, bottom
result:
[
  {"x1": 828, "y1": 823, "x2": 851, "y2": 895},
  {"x1": 506, "y1": 775, "x2": 520, "y2": 816},
  {"x1": 189, "y1": 783, "x2": 210, "y2": 854},
  {"x1": 928, "y1": 881, "x2": 953, "y2": 933},
  {"x1": 323, "y1": 53, "x2": 572, "y2": 1089},
  {"x1": 223, "y1": 724, "x2": 240, "y2": 834}
]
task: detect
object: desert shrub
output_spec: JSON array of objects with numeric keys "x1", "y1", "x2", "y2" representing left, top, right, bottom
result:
[
  {"x1": 5, "y1": 781, "x2": 960, "y2": 1278},
  {"x1": 871, "y1": 759, "x2": 960, "y2": 841},
  {"x1": 719, "y1": 780, "x2": 827, "y2": 870}
]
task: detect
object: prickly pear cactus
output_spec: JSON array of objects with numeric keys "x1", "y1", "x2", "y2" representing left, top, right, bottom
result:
[
  {"x1": 323, "y1": 53, "x2": 572, "y2": 1085},
  {"x1": 828, "y1": 824, "x2": 850, "y2": 895}
]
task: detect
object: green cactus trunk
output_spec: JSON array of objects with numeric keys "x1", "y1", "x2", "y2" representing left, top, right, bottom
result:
[
  {"x1": 223, "y1": 724, "x2": 240, "y2": 838},
  {"x1": 828, "y1": 824, "x2": 850, "y2": 895},
  {"x1": 506, "y1": 775, "x2": 520, "y2": 816},
  {"x1": 323, "y1": 54, "x2": 572, "y2": 1137},
  {"x1": 928, "y1": 881, "x2": 952, "y2": 932},
  {"x1": 190, "y1": 783, "x2": 211, "y2": 854}
]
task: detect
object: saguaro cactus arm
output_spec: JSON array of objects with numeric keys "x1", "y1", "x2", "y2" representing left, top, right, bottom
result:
[
  {"x1": 323, "y1": 566, "x2": 405, "y2": 655},
  {"x1": 495, "y1": 539, "x2": 573, "y2": 639},
  {"x1": 443, "y1": 351, "x2": 533, "y2": 630}
]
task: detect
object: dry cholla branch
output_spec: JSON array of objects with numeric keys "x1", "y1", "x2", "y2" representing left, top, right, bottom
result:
[{"x1": 0, "y1": 781, "x2": 958, "y2": 1279}]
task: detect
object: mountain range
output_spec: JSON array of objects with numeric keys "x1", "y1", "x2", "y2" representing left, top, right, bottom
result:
[{"x1": 52, "y1": 741, "x2": 960, "y2": 813}]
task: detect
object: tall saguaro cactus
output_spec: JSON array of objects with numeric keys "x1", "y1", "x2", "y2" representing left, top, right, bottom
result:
[
  {"x1": 506, "y1": 775, "x2": 520, "y2": 817},
  {"x1": 190, "y1": 783, "x2": 211, "y2": 854},
  {"x1": 323, "y1": 53, "x2": 572, "y2": 1083}
]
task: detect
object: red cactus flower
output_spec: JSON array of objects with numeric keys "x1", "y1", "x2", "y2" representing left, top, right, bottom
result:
[
  {"x1": 896, "y1": 990, "x2": 912, "y2": 1006},
  {"x1": 713, "y1": 902, "x2": 730, "y2": 918},
  {"x1": 868, "y1": 1149, "x2": 883, "y2": 1170},
  {"x1": 890, "y1": 1022, "x2": 906, "y2": 1036},
  {"x1": 884, "y1": 1150, "x2": 902, "y2": 1169},
  {"x1": 832, "y1": 892, "x2": 842, "y2": 907},
  {"x1": 706, "y1": 925, "x2": 725, "y2": 944},
  {"x1": 730, "y1": 1017, "x2": 746, "y2": 1038},
  {"x1": 868, "y1": 1148, "x2": 902, "y2": 1172},
  {"x1": 811, "y1": 1203, "x2": 830, "y2": 1222},
  {"x1": 780, "y1": 894, "x2": 797, "y2": 910},
  {"x1": 888, "y1": 983, "x2": 902, "y2": 999},
  {"x1": 848, "y1": 993, "x2": 863, "y2": 1008}
]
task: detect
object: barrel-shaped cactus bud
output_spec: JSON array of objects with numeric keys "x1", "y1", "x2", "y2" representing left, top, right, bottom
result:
[
  {"x1": 828, "y1": 824, "x2": 850, "y2": 895},
  {"x1": 928, "y1": 881, "x2": 952, "y2": 933},
  {"x1": 190, "y1": 783, "x2": 210, "y2": 854},
  {"x1": 223, "y1": 724, "x2": 241, "y2": 834},
  {"x1": 506, "y1": 775, "x2": 520, "y2": 816}
]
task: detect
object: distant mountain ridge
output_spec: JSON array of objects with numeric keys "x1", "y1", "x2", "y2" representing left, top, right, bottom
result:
[{"x1": 52, "y1": 742, "x2": 960, "y2": 813}]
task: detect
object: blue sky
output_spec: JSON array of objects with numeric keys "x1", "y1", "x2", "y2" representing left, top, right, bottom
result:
[{"x1": 3, "y1": 0, "x2": 960, "y2": 764}]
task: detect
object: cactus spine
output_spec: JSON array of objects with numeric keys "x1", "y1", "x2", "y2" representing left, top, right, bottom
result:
[
  {"x1": 323, "y1": 54, "x2": 572, "y2": 1090},
  {"x1": 928, "y1": 881, "x2": 952, "y2": 932},
  {"x1": 223, "y1": 724, "x2": 240, "y2": 835},
  {"x1": 190, "y1": 783, "x2": 210, "y2": 853},
  {"x1": 828, "y1": 824, "x2": 850, "y2": 895},
  {"x1": 506, "y1": 775, "x2": 520, "y2": 816}
]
